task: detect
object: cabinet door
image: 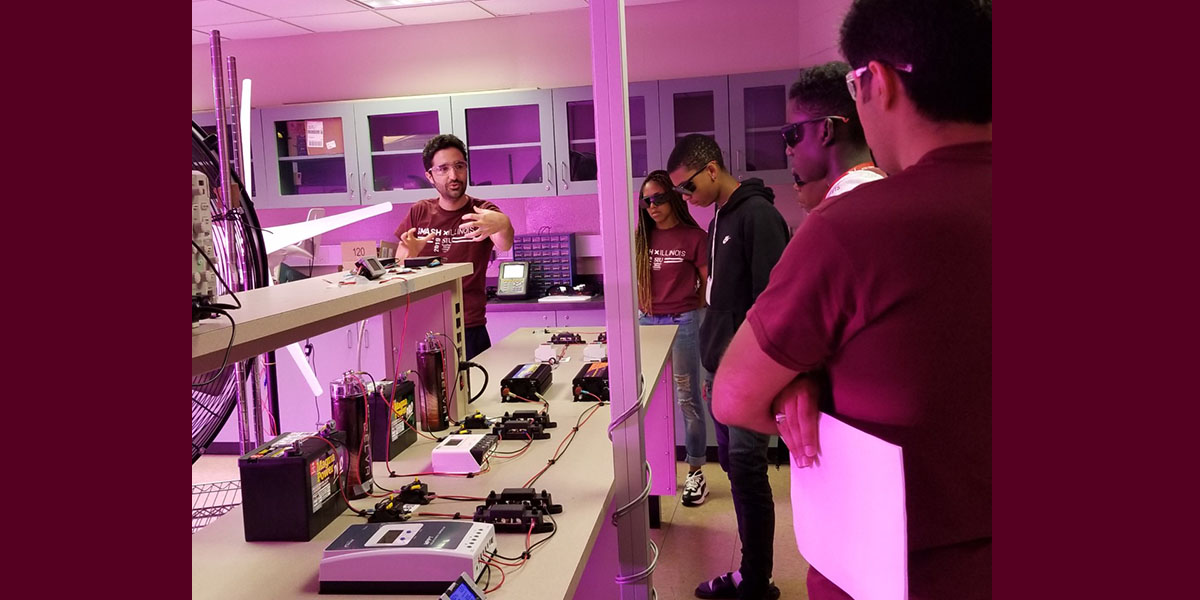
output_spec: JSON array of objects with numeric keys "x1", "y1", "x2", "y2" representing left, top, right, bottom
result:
[
  {"x1": 729, "y1": 70, "x2": 798, "y2": 185},
  {"x1": 192, "y1": 109, "x2": 266, "y2": 202},
  {"x1": 551, "y1": 81, "x2": 660, "y2": 195},
  {"x1": 556, "y1": 309, "x2": 606, "y2": 328},
  {"x1": 484, "y1": 310, "x2": 556, "y2": 345},
  {"x1": 260, "y1": 103, "x2": 360, "y2": 208},
  {"x1": 450, "y1": 90, "x2": 556, "y2": 199},
  {"x1": 658, "y1": 76, "x2": 731, "y2": 171},
  {"x1": 353, "y1": 96, "x2": 453, "y2": 206}
]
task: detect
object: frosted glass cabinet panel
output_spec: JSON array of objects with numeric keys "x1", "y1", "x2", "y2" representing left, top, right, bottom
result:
[
  {"x1": 261, "y1": 103, "x2": 359, "y2": 208},
  {"x1": 729, "y1": 70, "x2": 798, "y2": 185},
  {"x1": 353, "y1": 96, "x2": 453, "y2": 205},
  {"x1": 451, "y1": 90, "x2": 556, "y2": 199},
  {"x1": 551, "y1": 81, "x2": 661, "y2": 195},
  {"x1": 192, "y1": 109, "x2": 265, "y2": 201},
  {"x1": 658, "y1": 76, "x2": 731, "y2": 171}
]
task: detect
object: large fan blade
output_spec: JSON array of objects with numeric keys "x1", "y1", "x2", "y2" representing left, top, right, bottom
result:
[{"x1": 261, "y1": 203, "x2": 393, "y2": 255}]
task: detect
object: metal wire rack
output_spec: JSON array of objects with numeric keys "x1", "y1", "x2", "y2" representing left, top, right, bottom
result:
[{"x1": 192, "y1": 479, "x2": 242, "y2": 534}]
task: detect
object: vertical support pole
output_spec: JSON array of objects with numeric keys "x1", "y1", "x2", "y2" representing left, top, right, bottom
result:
[
  {"x1": 226, "y1": 57, "x2": 244, "y2": 194},
  {"x1": 589, "y1": 1, "x2": 652, "y2": 598}
]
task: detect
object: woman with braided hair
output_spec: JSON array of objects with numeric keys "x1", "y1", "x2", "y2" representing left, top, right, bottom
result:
[{"x1": 634, "y1": 169, "x2": 712, "y2": 506}]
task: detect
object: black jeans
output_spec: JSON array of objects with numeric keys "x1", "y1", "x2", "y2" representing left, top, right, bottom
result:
[
  {"x1": 704, "y1": 367, "x2": 775, "y2": 599},
  {"x1": 464, "y1": 325, "x2": 492, "y2": 361}
]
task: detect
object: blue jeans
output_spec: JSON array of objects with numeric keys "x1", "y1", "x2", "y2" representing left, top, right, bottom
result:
[
  {"x1": 703, "y1": 366, "x2": 775, "y2": 597},
  {"x1": 638, "y1": 310, "x2": 706, "y2": 469}
]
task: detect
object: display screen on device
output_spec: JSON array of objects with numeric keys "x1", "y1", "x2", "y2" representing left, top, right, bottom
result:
[
  {"x1": 500, "y1": 263, "x2": 525, "y2": 279},
  {"x1": 448, "y1": 582, "x2": 481, "y2": 600}
]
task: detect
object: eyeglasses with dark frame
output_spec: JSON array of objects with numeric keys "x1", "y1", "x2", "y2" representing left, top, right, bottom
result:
[
  {"x1": 672, "y1": 162, "x2": 713, "y2": 196},
  {"x1": 639, "y1": 192, "x2": 671, "y2": 208},
  {"x1": 428, "y1": 161, "x2": 469, "y2": 177},
  {"x1": 780, "y1": 116, "x2": 850, "y2": 148},
  {"x1": 846, "y1": 62, "x2": 914, "y2": 101}
]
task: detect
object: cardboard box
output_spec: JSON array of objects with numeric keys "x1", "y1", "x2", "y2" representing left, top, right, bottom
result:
[
  {"x1": 340, "y1": 240, "x2": 400, "y2": 271},
  {"x1": 381, "y1": 134, "x2": 423, "y2": 152},
  {"x1": 304, "y1": 118, "x2": 345, "y2": 156}
]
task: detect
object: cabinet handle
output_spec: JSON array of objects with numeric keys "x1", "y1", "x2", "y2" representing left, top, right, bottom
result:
[
  {"x1": 363, "y1": 327, "x2": 369, "y2": 348},
  {"x1": 361, "y1": 172, "x2": 371, "y2": 201},
  {"x1": 545, "y1": 162, "x2": 554, "y2": 192},
  {"x1": 561, "y1": 161, "x2": 569, "y2": 190},
  {"x1": 348, "y1": 171, "x2": 355, "y2": 200},
  {"x1": 735, "y1": 150, "x2": 743, "y2": 180},
  {"x1": 347, "y1": 328, "x2": 353, "y2": 349}
]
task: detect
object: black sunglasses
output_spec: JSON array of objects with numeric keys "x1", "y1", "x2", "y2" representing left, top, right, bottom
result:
[
  {"x1": 672, "y1": 162, "x2": 712, "y2": 196},
  {"x1": 780, "y1": 115, "x2": 850, "y2": 147},
  {"x1": 640, "y1": 193, "x2": 670, "y2": 207}
]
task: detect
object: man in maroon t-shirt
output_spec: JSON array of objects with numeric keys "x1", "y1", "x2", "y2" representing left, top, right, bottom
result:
[
  {"x1": 394, "y1": 134, "x2": 514, "y2": 360},
  {"x1": 711, "y1": 1, "x2": 992, "y2": 598}
]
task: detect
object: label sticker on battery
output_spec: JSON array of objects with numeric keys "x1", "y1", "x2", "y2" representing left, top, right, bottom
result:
[
  {"x1": 310, "y1": 450, "x2": 338, "y2": 512},
  {"x1": 390, "y1": 399, "x2": 411, "y2": 441},
  {"x1": 271, "y1": 432, "x2": 316, "y2": 448}
]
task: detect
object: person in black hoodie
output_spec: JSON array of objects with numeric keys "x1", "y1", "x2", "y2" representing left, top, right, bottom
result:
[{"x1": 667, "y1": 133, "x2": 790, "y2": 600}]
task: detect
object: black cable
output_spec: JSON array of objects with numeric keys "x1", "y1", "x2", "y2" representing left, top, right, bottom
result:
[
  {"x1": 491, "y1": 514, "x2": 556, "y2": 561},
  {"x1": 461, "y1": 361, "x2": 489, "y2": 403},
  {"x1": 192, "y1": 308, "x2": 237, "y2": 387}
]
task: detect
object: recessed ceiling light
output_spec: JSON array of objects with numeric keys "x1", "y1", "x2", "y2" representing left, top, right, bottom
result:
[{"x1": 355, "y1": 0, "x2": 466, "y2": 8}]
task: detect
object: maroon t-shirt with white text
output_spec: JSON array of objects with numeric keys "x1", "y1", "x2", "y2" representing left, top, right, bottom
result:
[
  {"x1": 394, "y1": 196, "x2": 500, "y2": 328},
  {"x1": 646, "y1": 224, "x2": 708, "y2": 315}
]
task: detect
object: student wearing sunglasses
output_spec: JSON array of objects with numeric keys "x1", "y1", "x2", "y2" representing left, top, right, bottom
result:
[
  {"x1": 667, "y1": 134, "x2": 789, "y2": 600},
  {"x1": 634, "y1": 170, "x2": 711, "y2": 507},
  {"x1": 783, "y1": 62, "x2": 886, "y2": 212}
]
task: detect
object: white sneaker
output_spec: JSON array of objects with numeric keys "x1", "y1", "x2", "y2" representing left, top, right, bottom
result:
[{"x1": 682, "y1": 470, "x2": 709, "y2": 506}]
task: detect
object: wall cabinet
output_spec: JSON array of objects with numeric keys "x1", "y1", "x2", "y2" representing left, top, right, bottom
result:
[
  {"x1": 260, "y1": 103, "x2": 360, "y2": 208},
  {"x1": 551, "y1": 81, "x2": 661, "y2": 196},
  {"x1": 353, "y1": 96, "x2": 454, "y2": 206},
  {"x1": 451, "y1": 89, "x2": 558, "y2": 200},
  {"x1": 728, "y1": 70, "x2": 797, "y2": 186},
  {"x1": 240, "y1": 68, "x2": 798, "y2": 209},
  {"x1": 660, "y1": 72, "x2": 796, "y2": 187}
]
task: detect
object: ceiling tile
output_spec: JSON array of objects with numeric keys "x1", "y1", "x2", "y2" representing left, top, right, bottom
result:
[
  {"x1": 220, "y1": 0, "x2": 367, "y2": 19},
  {"x1": 286, "y1": 11, "x2": 403, "y2": 32},
  {"x1": 380, "y1": 2, "x2": 494, "y2": 25},
  {"x1": 193, "y1": 0, "x2": 269, "y2": 26},
  {"x1": 474, "y1": 0, "x2": 586, "y2": 17},
  {"x1": 206, "y1": 19, "x2": 314, "y2": 39}
]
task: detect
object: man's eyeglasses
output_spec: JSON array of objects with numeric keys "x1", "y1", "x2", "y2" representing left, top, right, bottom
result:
[
  {"x1": 845, "y1": 62, "x2": 913, "y2": 101},
  {"x1": 672, "y1": 162, "x2": 713, "y2": 196},
  {"x1": 640, "y1": 193, "x2": 670, "y2": 208},
  {"x1": 780, "y1": 116, "x2": 849, "y2": 147},
  {"x1": 428, "y1": 161, "x2": 469, "y2": 177}
]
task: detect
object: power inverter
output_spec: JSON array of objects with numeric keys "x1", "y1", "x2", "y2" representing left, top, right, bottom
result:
[
  {"x1": 367, "y1": 379, "x2": 417, "y2": 461},
  {"x1": 572, "y1": 362, "x2": 609, "y2": 402},
  {"x1": 238, "y1": 431, "x2": 348, "y2": 541},
  {"x1": 500, "y1": 362, "x2": 553, "y2": 402}
]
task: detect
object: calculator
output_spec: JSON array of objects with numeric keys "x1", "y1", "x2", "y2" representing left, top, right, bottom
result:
[{"x1": 496, "y1": 261, "x2": 531, "y2": 299}]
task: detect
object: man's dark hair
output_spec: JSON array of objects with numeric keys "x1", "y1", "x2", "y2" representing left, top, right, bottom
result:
[
  {"x1": 839, "y1": 0, "x2": 991, "y2": 124},
  {"x1": 422, "y1": 134, "x2": 468, "y2": 171},
  {"x1": 666, "y1": 133, "x2": 725, "y2": 173},
  {"x1": 789, "y1": 62, "x2": 867, "y2": 145}
]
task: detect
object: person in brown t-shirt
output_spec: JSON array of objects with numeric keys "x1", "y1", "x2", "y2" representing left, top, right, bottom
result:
[
  {"x1": 710, "y1": 1, "x2": 992, "y2": 598},
  {"x1": 634, "y1": 170, "x2": 710, "y2": 507},
  {"x1": 394, "y1": 134, "x2": 514, "y2": 360}
]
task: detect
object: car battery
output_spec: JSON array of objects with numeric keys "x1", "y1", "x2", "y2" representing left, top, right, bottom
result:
[
  {"x1": 238, "y1": 431, "x2": 348, "y2": 542},
  {"x1": 500, "y1": 362, "x2": 553, "y2": 402},
  {"x1": 572, "y1": 362, "x2": 609, "y2": 402},
  {"x1": 368, "y1": 378, "x2": 417, "y2": 461}
]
